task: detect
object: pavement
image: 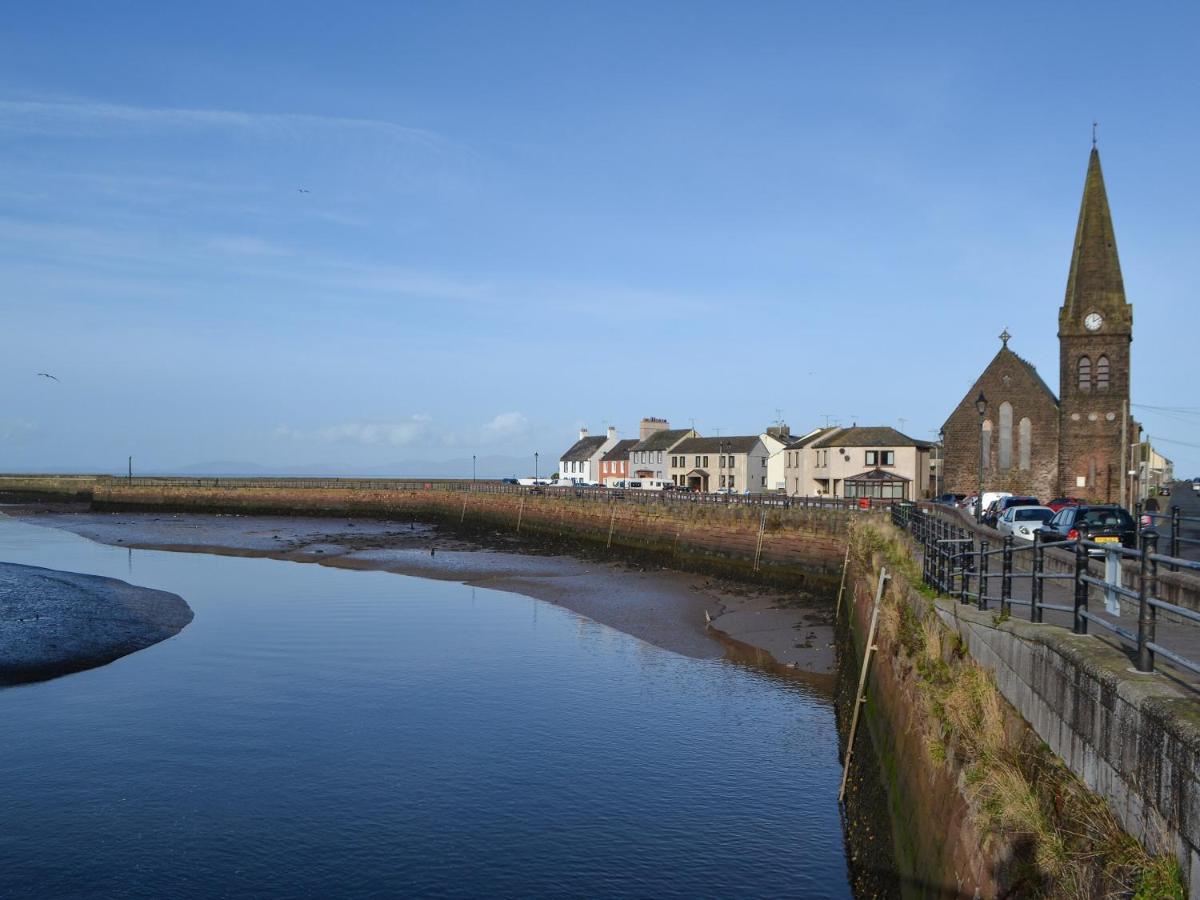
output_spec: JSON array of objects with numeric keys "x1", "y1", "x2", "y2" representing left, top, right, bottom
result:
[{"x1": 917, "y1": 506, "x2": 1200, "y2": 696}]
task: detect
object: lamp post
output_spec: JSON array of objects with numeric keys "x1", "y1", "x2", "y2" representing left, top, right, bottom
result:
[
  {"x1": 937, "y1": 428, "x2": 945, "y2": 500},
  {"x1": 534, "y1": 451, "x2": 539, "y2": 485},
  {"x1": 472, "y1": 454, "x2": 476, "y2": 485},
  {"x1": 975, "y1": 392, "x2": 988, "y2": 523}
]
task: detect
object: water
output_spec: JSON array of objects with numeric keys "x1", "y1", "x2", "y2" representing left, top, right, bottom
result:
[{"x1": 0, "y1": 516, "x2": 852, "y2": 898}]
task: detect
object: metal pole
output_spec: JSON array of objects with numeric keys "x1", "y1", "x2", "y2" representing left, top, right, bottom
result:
[
  {"x1": 128, "y1": 456, "x2": 132, "y2": 483},
  {"x1": 978, "y1": 539, "x2": 989, "y2": 610},
  {"x1": 1073, "y1": 540, "x2": 1089, "y2": 634},
  {"x1": 1135, "y1": 528, "x2": 1159, "y2": 673},
  {"x1": 1001, "y1": 535, "x2": 1013, "y2": 616},
  {"x1": 1031, "y1": 530, "x2": 1044, "y2": 623},
  {"x1": 977, "y1": 417, "x2": 985, "y2": 524},
  {"x1": 472, "y1": 454, "x2": 476, "y2": 486},
  {"x1": 1170, "y1": 505, "x2": 1181, "y2": 572},
  {"x1": 535, "y1": 452, "x2": 539, "y2": 485},
  {"x1": 839, "y1": 567, "x2": 888, "y2": 804}
]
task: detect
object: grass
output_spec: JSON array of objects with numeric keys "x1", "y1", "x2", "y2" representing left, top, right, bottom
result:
[{"x1": 849, "y1": 520, "x2": 1187, "y2": 899}]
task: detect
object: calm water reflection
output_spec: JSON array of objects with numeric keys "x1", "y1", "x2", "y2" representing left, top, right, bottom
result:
[{"x1": 0, "y1": 516, "x2": 852, "y2": 898}]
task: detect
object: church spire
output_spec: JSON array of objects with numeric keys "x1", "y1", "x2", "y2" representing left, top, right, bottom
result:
[{"x1": 1061, "y1": 147, "x2": 1126, "y2": 325}]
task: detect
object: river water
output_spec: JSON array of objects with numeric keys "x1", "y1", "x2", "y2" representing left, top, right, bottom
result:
[{"x1": 0, "y1": 516, "x2": 853, "y2": 898}]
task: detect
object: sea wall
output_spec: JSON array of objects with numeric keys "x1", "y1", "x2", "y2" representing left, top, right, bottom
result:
[{"x1": 81, "y1": 481, "x2": 852, "y2": 590}]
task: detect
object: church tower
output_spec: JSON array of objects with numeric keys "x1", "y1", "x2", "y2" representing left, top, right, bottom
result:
[{"x1": 1058, "y1": 147, "x2": 1135, "y2": 503}]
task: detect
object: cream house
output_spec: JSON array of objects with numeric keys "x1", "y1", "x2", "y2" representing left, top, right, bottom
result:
[
  {"x1": 785, "y1": 426, "x2": 933, "y2": 500},
  {"x1": 669, "y1": 435, "x2": 769, "y2": 493}
]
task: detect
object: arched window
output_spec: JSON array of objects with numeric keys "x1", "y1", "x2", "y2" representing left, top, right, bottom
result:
[
  {"x1": 981, "y1": 420, "x2": 993, "y2": 469},
  {"x1": 998, "y1": 402, "x2": 1013, "y2": 470},
  {"x1": 1096, "y1": 356, "x2": 1110, "y2": 391},
  {"x1": 1078, "y1": 356, "x2": 1092, "y2": 391},
  {"x1": 1019, "y1": 417, "x2": 1032, "y2": 470}
]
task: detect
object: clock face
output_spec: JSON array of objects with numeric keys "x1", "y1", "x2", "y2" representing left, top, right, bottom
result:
[{"x1": 1084, "y1": 312, "x2": 1103, "y2": 331}]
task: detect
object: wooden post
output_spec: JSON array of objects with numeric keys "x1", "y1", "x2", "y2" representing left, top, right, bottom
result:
[
  {"x1": 752, "y1": 510, "x2": 768, "y2": 573},
  {"x1": 839, "y1": 566, "x2": 889, "y2": 804},
  {"x1": 833, "y1": 537, "x2": 853, "y2": 623},
  {"x1": 516, "y1": 496, "x2": 525, "y2": 534},
  {"x1": 460, "y1": 496, "x2": 467, "y2": 524},
  {"x1": 606, "y1": 505, "x2": 618, "y2": 549}
]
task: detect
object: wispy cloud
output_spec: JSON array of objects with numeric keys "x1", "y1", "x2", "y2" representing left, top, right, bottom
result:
[
  {"x1": 0, "y1": 98, "x2": 448, "y2": 150},
  {"x1": 480, "y1": 411, "x2": 529, "y2": 442},
  {"x1": 275, "y1": 416, "x2": 432, "y2": 447}
]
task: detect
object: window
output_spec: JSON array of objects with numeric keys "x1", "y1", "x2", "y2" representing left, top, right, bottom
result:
[
  {"x1": 703, "y1": 456, "x2": 709, "y2": 467},
  {"x1": 999, "y1": 401, "x2": 1013, "y2": 471},
  {"x1": 866, "y1": 450, "x2": 876, "y2": 465},
  {"x1": 729, "y1": 475, "x2": 735, "y2": 489},
  {"x1": 981, "y1": 420, "x2": 993, "y2": 469},
  {"x1": 1018, "y1": 417, "x2": 1032, "y2": 470},
  {"x1": 1096, "y1": 356, "x2": 1110, "y2": 391},
  {"x1": 719, "y1": 455, "x2": 725, "y2": 468},
  {"x1": 657, "y1": 451, "x2": 663, "y2": 464},
  {"x1": 881, "y1": 450, "x2": 894, "y2": 466},
  {"x1": 1078, "y1": 356, "x2": 1092, "y2": 391},
  {"x1": 720, "y1": 474, "x2": 726, "y2": 488},
  {"x1": 695, "y1": 456, "x2": 701, "y2": 468},
  {"x1": 761, "y1": 476, "x2": 766, "y2": 487}
]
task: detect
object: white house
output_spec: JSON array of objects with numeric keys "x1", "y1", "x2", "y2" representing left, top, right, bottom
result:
[{"x1": 558, "y1": 426, "x2": 620, "y2": 484}]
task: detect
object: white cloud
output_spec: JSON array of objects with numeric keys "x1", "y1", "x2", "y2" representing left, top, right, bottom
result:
[{"x1": 481, "y1": 412, "x2": 528, "y2": 442}]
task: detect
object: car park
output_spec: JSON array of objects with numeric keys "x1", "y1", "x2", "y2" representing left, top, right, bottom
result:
[
  {"x1": 1035, "y1": 504, "x2": 1137, "y2": 552},
  {"x1": 983, "y1": 495, "x2": 1039, "y2": 529},
  {"x1": 996, "y1": 505, "x2": 1056, "y2": 541}
]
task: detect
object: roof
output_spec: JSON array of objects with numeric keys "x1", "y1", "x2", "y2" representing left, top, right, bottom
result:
[
  {"x1": 788, "y1": 427, "x2": 840, "y2": 449},
  {"x1": 673, "y1": 435, "x2": 762, "y2": 454},
  {"x1": 600, "y1": 439, "x2": 638, "y2": 462},
  {"x1": 845, "y1": 468, "x2": 911, "y2": 482},
  {"x1": 630, "y1": 428, "x2": 694, "y2": 453},
  {"x1": 811, "y1": 426, "x2": 931, "y2": 449},
  {"x1": 559, "y1": 435, "x2": 608, "y2": 462},
  {"x1": 1061, "y1": 148, "x2": 1125, "y2": 324}
]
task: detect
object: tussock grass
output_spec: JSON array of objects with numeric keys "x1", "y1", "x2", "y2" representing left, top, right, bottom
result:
[{"x1": 848, "y1": 520, "x2": 1186, "y2": 900}]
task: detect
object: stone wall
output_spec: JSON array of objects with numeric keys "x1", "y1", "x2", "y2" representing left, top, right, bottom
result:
[{"x1": 86, "y1": 482, "x2": 851, "y2": 590}]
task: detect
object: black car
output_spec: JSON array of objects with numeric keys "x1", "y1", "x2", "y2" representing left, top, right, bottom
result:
[
  {"x1": 934, "y1": 492, "x2": 967, "y2": 506},
  {"x1": 982, "y1": 496, "x2": 1040, "y2": 529},
  {"x1": 1036, "y1": 504, "x2": 1137, "y2": 552}
]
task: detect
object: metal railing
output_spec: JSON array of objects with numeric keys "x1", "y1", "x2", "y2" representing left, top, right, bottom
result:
[
  {"x1": 892, "y1": 503, "x2": 1200, "y2": 680},
  {"x1": 1134, "y1": 502, "x2": 1200, "y2": 570}
]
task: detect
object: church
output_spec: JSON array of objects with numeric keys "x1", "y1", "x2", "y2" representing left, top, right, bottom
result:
[{"x1": 941, "y1": 146, "x2": 1141, "y2": 508}]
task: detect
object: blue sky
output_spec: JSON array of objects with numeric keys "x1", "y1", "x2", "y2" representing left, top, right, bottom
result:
[{"x1": 2, "y1": 2, "x2": 1197, "y2": 476}]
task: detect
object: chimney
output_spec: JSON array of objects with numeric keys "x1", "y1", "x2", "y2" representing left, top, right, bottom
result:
[
  {"x1": 607, "y1": 426, "x2": 617, "y2": 440},
  {"x1": 639, "y1": 417, "x2": 669, "y2": 440},
  {"x1": 579, "y1": 427, "x2": 589, "y2": 440}
]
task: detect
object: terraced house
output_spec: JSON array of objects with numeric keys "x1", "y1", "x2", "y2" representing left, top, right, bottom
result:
[
  {"x1": 668, "y1": 435, "x2": 769, "y2": 493},
  {"x1": 626, "y1": 418, "x2": 696, "y2": 483},
  {"x1": 558, "y1": 426, "x2": 619, "y2": 484},
  {"x1": 784, "y1": 426, "x2": 933, "y2": 500}
]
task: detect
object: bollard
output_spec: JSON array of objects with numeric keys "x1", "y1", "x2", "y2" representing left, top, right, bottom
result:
[
  {"x1": 1073, "y1": 539, "x2": 1089, "y2": 634},
  {"x1": 1031, "y1": 530, "x2": 1044, "y2": 623},
  {"x1": 978, "y1": 539, "x2": 990, "y2": 610},
  {"x1": 1136, "y1": 529, "x2": 1159, "y2": 673},
  {"x1": 1001, "y1": 535, "x2": 1013, "y2": 616}
]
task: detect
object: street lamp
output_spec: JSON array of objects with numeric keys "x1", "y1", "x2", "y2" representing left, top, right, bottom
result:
[
  {"x1": 937, "y1": 428, "x2": 945, "y2": 500},
  {"x1": 472, "y1": 454, "x2": 476, "y2": 486},
  {"x1": 975, "y1": 392, "x2": 988, "y2": 523},
  {"x1": 534, "y1": 451, "x2": 539, "y2": 484}
]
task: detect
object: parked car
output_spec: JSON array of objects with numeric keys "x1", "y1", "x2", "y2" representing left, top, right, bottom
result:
[
  {"x1": 983, "y1": 495, "x2": 1041, "y2": 528},
  {"x1": 996, "y1": 505, "x2": 1056, "y2": 541},
  {"x1": 1036, "y1": 504, "x2": 1137, "y2": 552},
  {"x1": 934, "y1": 493, "x2": 967, "y2": 506},
  {"x1": 1047, "y1": 496, "x2": 1084, "y2": 512}
]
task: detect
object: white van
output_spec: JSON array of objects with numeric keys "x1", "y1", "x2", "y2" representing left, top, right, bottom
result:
[{"x1": 627, "y1": 479, "x2": 669, "y2": 491}]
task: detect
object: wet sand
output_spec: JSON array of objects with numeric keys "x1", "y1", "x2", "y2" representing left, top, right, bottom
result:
[
  {"x1": 4, "y1": 506, "x2": 836, "y2": 678},
  {"x1": 0, "y1": 560, "x2": 193, "y2": 685}
]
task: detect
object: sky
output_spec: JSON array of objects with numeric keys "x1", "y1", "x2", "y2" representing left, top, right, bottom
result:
[{"x1": 2, "y1": 2, "x2": 1198, "y2": 477}]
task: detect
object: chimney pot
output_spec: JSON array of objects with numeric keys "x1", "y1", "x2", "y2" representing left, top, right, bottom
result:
[
  {"x1": 607, "y1": 426, "x2": 617, "y2": 440},
  {"x1": 579, "y1": 427, "x2": 589, "y2": 440}
]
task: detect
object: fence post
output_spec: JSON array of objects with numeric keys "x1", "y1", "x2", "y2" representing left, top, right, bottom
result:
[
  {"x1": 978, "y1": 539, "x2": 989, "y2": 610},
  {"x1": 960, "y1": 533, "x2": 972, "y2": 605},
  {"x1": 1136, "y1": 529, "x2": 1159, "y2": 673},
  {"x1": 1001, "y1": 535, "x2": 1013, "y2": 616},
  {"x1": 1170, "y1": 505, "x2": 1181, "y2": 573},
  {"x1": 1031, "y1": 530, "x2": 1044, "y2": 623},
  {"x1": 1073, "y1": 540, "x2": 1089, "y2": 635}
]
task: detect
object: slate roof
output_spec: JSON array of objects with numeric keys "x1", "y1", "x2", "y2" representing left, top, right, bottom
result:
[
  {"x1": 559, "y1": 435, "x2": 608, "y2": 462},
  {"x1": 844, "y1": 467, "x2": 911, "y2": 482},
  {"x1": 600, "y1": 439, "x2": 638, "y2": 462},
  {"x1": 630, "y1": 429, "x2": 693, "y2": 453},
  {"x1": 811, "y1": 426, "x2": 931, "y2": 450},
  {"x1": 673, "y1": 435, "x2": 762, "y2": 454},
  {"x1": 788, "y1": 427, "x2": 840, "y2": 449}
]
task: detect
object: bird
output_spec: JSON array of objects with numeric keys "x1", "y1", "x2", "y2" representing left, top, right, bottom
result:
[
  {"x1": 297, "y1": 188, "x2": 311, "y2": 194},
  {"x1": 36, "y1": 372, "x2": 59, "y2": 382}
]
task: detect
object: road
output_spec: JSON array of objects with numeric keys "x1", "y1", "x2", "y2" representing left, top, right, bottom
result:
[{"x1": 1145, "y1": 481, "x2": 1200, "y2": 563}]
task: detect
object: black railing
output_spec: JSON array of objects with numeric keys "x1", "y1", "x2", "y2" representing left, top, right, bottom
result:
[
  {"x1": 1134, "y1": 502, "x2": 1200, "y2": 571},
  {"x1": 892, "y1": 503, "x2": 1200, "y2": 681}
]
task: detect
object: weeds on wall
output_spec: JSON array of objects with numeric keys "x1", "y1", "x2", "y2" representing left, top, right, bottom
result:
[{"x1": 852, "y1": 523, "x2": 1185, "y2": 900}]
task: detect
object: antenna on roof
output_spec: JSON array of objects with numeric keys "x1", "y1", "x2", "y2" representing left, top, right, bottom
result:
[
  {"x1": 898, "y1": 417, "x2": 907, "y2": 432},
  {"x1": 820, "y1": 413, "x2": 835, "y2": 428}
]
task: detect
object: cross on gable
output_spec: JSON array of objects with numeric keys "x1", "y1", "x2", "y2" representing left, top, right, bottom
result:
[{"x1": 999, "y1": 328, "x2": 1011, "y2": 348}]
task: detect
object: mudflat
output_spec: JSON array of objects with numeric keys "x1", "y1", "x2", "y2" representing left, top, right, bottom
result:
[
  {"x1": 6, "y1": 506, "x2": 836, "y2": 677},
  {"x1": 0, "y1": 560, "x2": 193, "y2": 685}
]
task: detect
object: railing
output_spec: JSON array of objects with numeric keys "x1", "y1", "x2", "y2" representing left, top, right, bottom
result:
[
  {"x1": 892, "y1": 503, "x2": 1200, "y2": 680},
  {"x1": 85, "y1": 474, "x2": 891, "y2": 513},
  {"x1": 1134, "y1": 502, "x2": 1200, "y2": 571}
]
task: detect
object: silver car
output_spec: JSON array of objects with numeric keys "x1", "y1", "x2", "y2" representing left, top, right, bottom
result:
[{"x1": 997, "y1": 505, "x2": 1056, "y2": 541}]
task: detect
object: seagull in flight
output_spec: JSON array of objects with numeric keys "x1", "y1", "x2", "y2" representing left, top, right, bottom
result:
[
  {"x1": 36, "y1": 372, "x2": 60, "y2": 382},
  {"x1": 297, "y1": 188, "x2": 311, "y2": 194}
]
